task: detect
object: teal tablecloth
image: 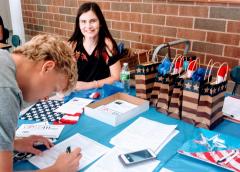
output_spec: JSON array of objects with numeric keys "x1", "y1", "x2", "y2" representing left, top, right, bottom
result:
[{"x1": 14, "y1": 89, "x2": 239, "y2": 172}]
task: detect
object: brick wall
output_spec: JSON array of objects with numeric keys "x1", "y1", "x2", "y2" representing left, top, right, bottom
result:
[{"x1": 21, "y1": 0, "x2": 240, "y2": 69}]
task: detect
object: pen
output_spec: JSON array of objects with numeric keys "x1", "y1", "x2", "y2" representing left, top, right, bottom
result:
[
  {"x1": 217, "y1": 150, "x2": 235, "y2": 164},
  {"x1": 66, "y1": 146, "x2": 71, "y2": 154}
]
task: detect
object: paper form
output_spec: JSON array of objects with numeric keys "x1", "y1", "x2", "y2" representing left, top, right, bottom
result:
[
  {"x1": 54, "y1": 97, "x2": 93, "y2": 114},
  {"x1": 85, "y1": 147, "x2": 160, "y2": 172},
  {"x1": 110, "y1": 117, "x2": 177, "y2": 152},
  {"x1": 16, "y1": 122, "x2": 64, "y2": 138},
  {"x1": 29, "y1": 133, "x2": 110, "y2": 170}
]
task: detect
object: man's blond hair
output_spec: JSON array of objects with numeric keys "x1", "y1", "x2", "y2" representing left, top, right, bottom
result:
[{"x1": 13, "y1": 34, "x2": 78, "y2": 92}]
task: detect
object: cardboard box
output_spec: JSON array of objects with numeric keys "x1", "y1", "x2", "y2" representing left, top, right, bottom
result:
[{"x1": 84, "y1": 93, "x2": 149, "y2": 126}]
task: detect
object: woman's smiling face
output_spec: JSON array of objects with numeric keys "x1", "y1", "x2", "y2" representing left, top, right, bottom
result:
[{"x1": 79, "y1": 10, "x2": 100, "y2": 40}]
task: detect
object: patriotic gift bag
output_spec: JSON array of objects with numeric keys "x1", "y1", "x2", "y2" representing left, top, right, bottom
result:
[
  {"x1": 150, "y1": 74, "x2": 163, "y2": 107},
  {"x1": 197, "y1": 62, "x2": 228, "y2": 129},
  {"x1": 135, "y1": 49, "x2": 160, "y2": 100},
  {"x1": 168, "y1": 55, "x2": 185, "y2": 119},
  {"x1": 155, "y1": 55, "x2": 183, "y2": 114},
  {"x1": 178, "y1": 128, "x2": 240, "y2": 172},
  {"x1": 181, "y1": 58, "x2": 205, "y2": 124},
  {"x1": 149, "y1": 56, "x2": 171, "y2": 107},
  {"x1": 119, "y1": 48, "x2": 147, "y2": 74}
]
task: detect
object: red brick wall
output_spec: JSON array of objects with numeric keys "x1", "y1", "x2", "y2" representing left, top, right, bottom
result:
[{"x1": 21, "y1": 0, "x2": 240, "y2": 69}]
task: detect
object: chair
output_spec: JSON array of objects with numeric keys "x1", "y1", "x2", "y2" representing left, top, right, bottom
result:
[
  {"x1": 12, "y1": 35, "x2": 21, "y2": 48},
  {"x1": 230, "y1": 66, "x2": 240, "y2": 95}
]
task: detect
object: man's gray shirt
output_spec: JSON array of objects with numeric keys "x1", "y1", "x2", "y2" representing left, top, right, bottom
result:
[{"x1": 0, "y1": 50, "x2": 23, "y2": 151}]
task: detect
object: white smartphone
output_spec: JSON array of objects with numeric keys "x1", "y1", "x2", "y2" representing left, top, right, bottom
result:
[{"x1": 119, "y1": 149, "x2": 157, "y2": 166}]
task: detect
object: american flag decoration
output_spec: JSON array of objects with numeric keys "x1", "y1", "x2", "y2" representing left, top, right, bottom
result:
[
  {"x1": 178, "y1": 149, "x2": 240, "y2": 172},
  {"x1": 19, "y1": 100, "x2": 64, "y2": 122},
  {"x1": 179, "y1": 132, "x2": 240, "y2": 172}
]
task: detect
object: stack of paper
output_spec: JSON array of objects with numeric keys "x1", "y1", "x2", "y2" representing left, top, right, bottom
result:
[
  {"x1": 54, "y1": 97, "x2": 93, "y2": 114},
  {"x1": 29, "y1": 133, "x2": 110, "y2": 170},
  {"x1": 85, "y1": 147, "x2": 160, "y2": 172},
  {"x1": 110, "y1": 117, "x2": 179, "y2": 154},
  {"x1": 95, "y1": 100, "x2": 138, "y2": 116},
  {"x1": 16, "y1": 122, "x2": 64, "y2": 139}
]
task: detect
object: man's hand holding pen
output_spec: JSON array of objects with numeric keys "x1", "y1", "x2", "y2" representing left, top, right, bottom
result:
[{"x1": 52, "y1": 146, "x2": 82, "y2": 172}]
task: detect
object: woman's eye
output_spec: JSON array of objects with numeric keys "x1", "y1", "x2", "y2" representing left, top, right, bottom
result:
[
  {"x1": 80, "y1": 20, "x2": 86, "y2": 24},
  {"x1": 90, "y1": 19, "x2": 97, "y2": 23}
]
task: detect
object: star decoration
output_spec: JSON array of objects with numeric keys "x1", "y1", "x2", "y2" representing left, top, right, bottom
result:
[
  {"x1": 212, "y1": 87, "x2": 216, "y2": 94},
  {"x1": 204, "y1": 87, "x2": 209, "y2": 94},
  {"x1": 151, "y1": 66, "x2": 154, "y2": 72},
  {"x1": 221, "y1": 85, "x2": 225, "y2": 91},
  {"x1": 136, "y1": 68, "x2": 142, "y2": 74},
  {"x1": 210, "y1": 88, "x2": 213, "y2": 95},
  {"x1": 146, "y1": 67, "x2": 149, "y2": 73},
  {"x1": 142, "y1": 68, "x2": 145, "y2": 74},
  {"x1": 185, "y1": 82, "x2": 191, "y2": 89},
  {"x1": 193, "y1": 84, "x2": 199, "y2": 91}
]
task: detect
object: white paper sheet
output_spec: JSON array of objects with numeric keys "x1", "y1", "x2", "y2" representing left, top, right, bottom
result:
[
  {"x1": 29, "y1": 133, "x2": 110, "y2": 170},
  {"x1": 54, "y1": 97, "x2": 93, "y2": 114},
  {"x1": 85, "y1": 147, "x2": 160, "y2": 172},
  {"x1": 104, "y1": 100, "x2": 137, "y2": 113},
  {"x1": 155, "y1": 130, "x2": 179, "y2": 155},
  {"x1": 160, "y1": 167, "x2": 174, "y2": 172},
  {"x1": 222, "y1": 96, "x2": 240, "y2": 120},
  {"x1": 110, "y1": 117, "x2": 177, "y2": 152},
  {"x1": 16, "y1": 122, "x2": 64, "y2": 138}
]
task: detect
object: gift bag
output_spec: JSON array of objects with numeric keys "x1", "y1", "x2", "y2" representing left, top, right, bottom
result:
[
  {"x1": 135, "y1": 49, "x2": 160, "y2": 100},
  {"x1": 120, "y1": 48, "x2": 148, "y2": 75},
  {"x1": 168, "y1": 55, "x2": 185, "y2": 119},
  {"x1": 149, "y1": 44, "x2": 172, "y2": 106},
  {"x1": 150, "y1": 74, "x2": 163, "y2": 106},
  {"x1": 197, "y1": 62, "x2": 228, "y2": 129},
  {"x1": 155, "y1": 54, "x2": 183, "y2": 114},
  {"x1": 181, "y1": 58, "x2": 204, "y2": 124}
]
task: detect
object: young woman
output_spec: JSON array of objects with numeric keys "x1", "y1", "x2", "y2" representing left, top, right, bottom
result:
[{"x1": 69, "y1": 2, "x2": 121, "y2": 90}]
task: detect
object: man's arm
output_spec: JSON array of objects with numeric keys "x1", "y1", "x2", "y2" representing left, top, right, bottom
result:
[{"x1": 0, "y1": 151, "x2": 13, "y2": 172}]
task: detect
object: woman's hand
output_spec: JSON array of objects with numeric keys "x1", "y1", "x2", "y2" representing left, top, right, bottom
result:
[{"x1": 14, "y1": 135, "x2": 53, "y2": 155}]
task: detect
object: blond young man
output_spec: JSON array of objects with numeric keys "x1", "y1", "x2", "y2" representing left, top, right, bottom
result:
[{"x1": 0, "y1": 34, "x2": 82, "y2": 172}]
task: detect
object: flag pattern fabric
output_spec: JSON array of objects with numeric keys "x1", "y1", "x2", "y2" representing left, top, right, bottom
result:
[
  {"x1": 178, "y1": 149, "x2": 240, "y2": 172},
  {"x1": 19, "y1": 100, "x2": 64, "y2": 122}
]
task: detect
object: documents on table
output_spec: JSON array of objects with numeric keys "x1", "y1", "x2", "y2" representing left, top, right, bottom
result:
[
  {"x1": 85, "y1": 147, "x2": 160, "y2": 172},
  {"x1": 96, "y1": 100, "x2": 137, "y2": 114},
  {"x1": 29, "y1": 133, "x2": 110, "y2": 170},
  {"x1": 54, "y1": 97, "x2": 93, "y2": 114},
  {"x1": 16, "y1": 122, "x2": 64, "y2": 138},
  {"x1": 155, "y1": 130, "x2": 179, "y2": 155},
  {"x1": 110, "y1": 117, "x2": 178, "y2": 153},
  {"x1": 159, "y1": 168, "x2": 174, "y2": 172},
  {"x1": 222, "y1": 96, "x2": 240, "y2": 123}
]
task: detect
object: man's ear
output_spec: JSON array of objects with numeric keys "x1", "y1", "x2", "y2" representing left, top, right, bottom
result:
[{"x1": 41, "y1": 61, "x2": 55, "y2": 74}]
